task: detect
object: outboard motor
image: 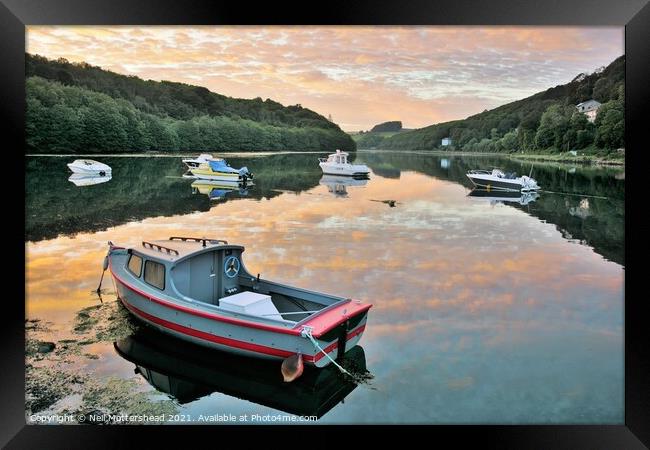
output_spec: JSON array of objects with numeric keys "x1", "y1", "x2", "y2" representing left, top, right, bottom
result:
[
  {"x1": 238, "y1": 167, "x2": 252, "y2": 180},
  {"x1": 521, "y1": 175, "x2": 538, "y2": 190}
]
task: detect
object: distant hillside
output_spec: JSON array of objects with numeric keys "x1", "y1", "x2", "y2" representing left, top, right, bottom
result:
[
  {"x1": 25, "y1": 54, "x2": 356, "y2": 153},
  {"x1": 352, "y1": 120, "x2": 408, "y2": 148},
  {"x1": 371, "y1": 121, "x2": 402, "y2": 132},
  {"x1": 374, "y1": 55, "x2": 624, "y2": 154}
]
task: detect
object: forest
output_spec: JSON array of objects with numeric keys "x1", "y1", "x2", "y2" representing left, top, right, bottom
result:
[
  {"x1": 361, "y1": 56, "x2": 625, "y2": 155},
  {"x1": 26, "y1": 54, "x2": 356, "y2": 153}
]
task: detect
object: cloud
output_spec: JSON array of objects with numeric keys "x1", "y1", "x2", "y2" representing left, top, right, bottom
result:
[{"x1": 27, "y1": 26, "x2": 623, "y2": 130}]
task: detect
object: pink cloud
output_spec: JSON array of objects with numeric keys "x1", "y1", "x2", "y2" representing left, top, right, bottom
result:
[{"x1": 26, "y1": 26, "x2": 623, "y2": 130}]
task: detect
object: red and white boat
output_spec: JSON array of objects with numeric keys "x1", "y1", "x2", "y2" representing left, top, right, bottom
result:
[{"x1": 106, "y1": 237, "x2": 372, "y2": 368}]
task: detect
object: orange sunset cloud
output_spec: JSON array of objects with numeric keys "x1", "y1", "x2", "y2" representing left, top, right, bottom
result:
[{"x1": 26, "y1": 26, "x2": 622, "y2": 131}]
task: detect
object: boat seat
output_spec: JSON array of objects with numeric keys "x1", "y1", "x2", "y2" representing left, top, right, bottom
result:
[{"x1": 219, "y1": 291, "x2": 281, "y2": 318}]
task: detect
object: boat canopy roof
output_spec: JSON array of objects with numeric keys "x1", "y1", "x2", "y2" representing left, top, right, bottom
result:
[
  {"x1": 208, "y1": 160, "x2": 239, "y2": 173},
  {"x1": 131, "y1": 238, "x2": 244, "y2": 263}
]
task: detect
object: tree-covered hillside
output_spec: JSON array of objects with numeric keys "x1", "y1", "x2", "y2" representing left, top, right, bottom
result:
[
  {"x1": 26, "y1": 54, "x2": 356, "y2": 153},
  {"x1": 370, "y1": 121, "x2": 402, "y2": 132},
  {"x1": 369, "y1": 56, "x2": 624, "y2": 154}
]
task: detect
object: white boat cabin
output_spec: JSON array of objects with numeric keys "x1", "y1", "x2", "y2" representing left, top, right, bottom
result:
[{"x1": 324, "y1": 149, "x2": 349, "y2": 165}]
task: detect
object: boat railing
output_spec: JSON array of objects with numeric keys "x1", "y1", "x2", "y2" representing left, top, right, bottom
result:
[
  {"x1": 467, "y1": 169, "x2": 493, "y2": 175},
  {"x1": 318, "y1": 157, "x2": 329, "y2": 162},
  {"x1": 142, "y1": 241, "x2": 179, "y2": 255},
  {"x1": 169, "y1": 236, "x2": 228, "y2": 247}
]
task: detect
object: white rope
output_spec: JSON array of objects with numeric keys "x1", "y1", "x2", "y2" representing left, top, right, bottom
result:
[{"x1": 300, "y1": 326, "x2": 352, "y2": 377}]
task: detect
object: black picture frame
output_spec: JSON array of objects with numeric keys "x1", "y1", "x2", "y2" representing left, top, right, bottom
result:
[{"x1": 3, "y1": 0, "x2": 647, "y2": 447}]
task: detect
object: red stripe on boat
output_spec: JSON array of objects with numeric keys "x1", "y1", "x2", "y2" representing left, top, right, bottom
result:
[
  {"x1": 312, "y1": 324, "x2": 367, "y2": 362},
  {"x1": 110, "y1": 264, "x2": 370, "y2": 339},
  {"x1": 118, "y1": 295, "x2": 314, "y2": 361},
  {"x1": 111, "y1": 267, "x2": 302, "y2": 336},
  {"x1": 302, "y1": 300, "x2": 373, "y2": 337},
  {"x1": 118, "y1": 294, "x2": 366, "y2": 363}
]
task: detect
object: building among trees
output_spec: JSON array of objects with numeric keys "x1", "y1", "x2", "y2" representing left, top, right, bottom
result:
[{"x1": 576, "y1": 99, "x2": 601, "y2": 123}]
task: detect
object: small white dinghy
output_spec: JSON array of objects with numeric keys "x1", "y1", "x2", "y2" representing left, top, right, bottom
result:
[
  {"x1": 319, "y1": 150, "x2": 370, "y2": 177},
  {"x1": 67, "y1": 159, "x2": 112, "y2": 176}
]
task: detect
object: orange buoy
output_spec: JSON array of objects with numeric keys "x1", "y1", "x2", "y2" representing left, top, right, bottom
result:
[{"x1": 281, "y1": 353, "x2": 304, "y2": 382}]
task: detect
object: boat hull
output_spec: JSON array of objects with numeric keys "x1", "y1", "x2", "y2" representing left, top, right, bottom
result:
[
  {"x1": 467, "y1": 174, "x2": 535, "y2": 191},
  {"x1": 319, "y1": 162, "x2": 370, "y2": 177},
  {"x1": 67, "y1": 163, "x2": 111, "y2": 175},
  {"x1": 110, "y1": 265, "x2": 368, "y2": 368},
  {"x1": 188, "y1": 168, "x2": 243, "y2": 182}
]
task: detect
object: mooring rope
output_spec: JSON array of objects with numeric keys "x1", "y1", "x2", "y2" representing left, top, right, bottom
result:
[
  {"x1": 300, "y1": 326, "x2": 352, "y2": 377},
  {"x1": 539, "y1": 190, "x2": 609, "y2": 200}
]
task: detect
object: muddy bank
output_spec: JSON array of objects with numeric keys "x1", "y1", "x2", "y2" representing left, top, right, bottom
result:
[{"x1": 26, "y1": 300, "x2": 179, "y2": 422}]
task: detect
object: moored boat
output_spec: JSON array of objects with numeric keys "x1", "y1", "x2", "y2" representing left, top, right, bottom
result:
[
  {"x1": 466, "y1": 169, "x2": 539, "y2": 192},
  {"x1": 106, "y1": 237, "x2": 372, "y2": 368},
  {"x1": 67, "y1": 159, "x2": 112, "y2": 176},
  {"x1": 190, "y1": 159, "x2": 253, "y2": 182},
  {"x1": 319, "y1": 150, "x2": 370, "y2": 177}
]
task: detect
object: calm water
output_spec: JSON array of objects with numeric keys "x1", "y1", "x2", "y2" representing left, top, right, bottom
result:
[{"x1": 25, "y1": 151, "x2": 624, "y2": 424}]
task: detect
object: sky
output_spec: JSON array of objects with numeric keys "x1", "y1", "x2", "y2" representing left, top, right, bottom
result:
[{"x1": 26, "y1": 26, "x2": 623, "y2": 131}]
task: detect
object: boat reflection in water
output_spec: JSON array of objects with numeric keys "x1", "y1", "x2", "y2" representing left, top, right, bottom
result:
[
  {"x1": 191, "y1": 179, "x2": 251, "y2": 201},
  {"x1": 319, "y1": 174, "x2": 368, "y2": 197},
  {"x1": 68, "y1": 173, "x2": 112, "y2": 186},
  {"x1": 113, "y1": 327, "x2": 368, "y2": 418},
  {"x1": 467, "y1": 188, "x2": 539, "y2": 206}
]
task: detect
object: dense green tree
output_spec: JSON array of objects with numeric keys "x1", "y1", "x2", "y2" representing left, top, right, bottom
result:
[
  {"x1": 26, "y1": 74, "x2": 356, "y2": 153},
  {"x1": 594, "y1": 100, "x2": 624, "y2": 149},
  {"x1": 26, "y1": 54, "x2": 356, "y2": 154},
  {"x1": 498, "y1": 130, "x2": 518, "y2": 152}
]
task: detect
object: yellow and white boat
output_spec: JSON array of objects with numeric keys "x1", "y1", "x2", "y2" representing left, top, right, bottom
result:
[{"x1": 189, "y1": 159, "x2": 252, "y2": 182}]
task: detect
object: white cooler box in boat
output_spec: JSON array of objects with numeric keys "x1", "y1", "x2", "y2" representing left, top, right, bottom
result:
[{"x1": 219, "y1": 291, "x2": 280, "y2": 317}]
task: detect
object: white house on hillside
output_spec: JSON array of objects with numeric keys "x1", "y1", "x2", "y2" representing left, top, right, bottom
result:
[
  {"x1": 576, "y1": 99, "x2": 601, "y2": 123},
  {"x1": 441, "y1": 137, "x2": 452, "y2": 146}
]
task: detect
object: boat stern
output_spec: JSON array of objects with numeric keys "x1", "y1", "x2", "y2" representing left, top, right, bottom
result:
[{"x1": 298, "y1": 299, "x2": 372, "y2": 368}]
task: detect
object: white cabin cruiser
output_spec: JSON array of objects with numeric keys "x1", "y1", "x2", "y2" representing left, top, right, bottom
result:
[
  {"x1": 319, "y1": 150, "x2": 370, "y2": 177},
  {"x1": 67, "y1": 159, "x2": 112, "y2": 176},
  {"x1": 466, "y1": 169, "x2": 539, "y2": 192},
  {"x1": 182, "y1": 153, "x2": 216, "y2": 170}
]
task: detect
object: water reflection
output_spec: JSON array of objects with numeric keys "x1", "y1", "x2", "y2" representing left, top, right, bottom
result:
[
  {"x1": 191, "y1": 179, "x2": 251, "y2": 201},
  {"x1": 359, "y1": 152, "x2": 624, "y2": 265},
  {"x1": 68, "y1": 173, "x2": 112, "y2": 186},
  {"x1": 114, "y1": 326, "x2": 367, "y2": 418},
  {"x1": 26, "y1": 153, "x2": 624, "y2": 266},
  {"x1": 467, "y1": 188, "x2": 540, "y2": 206},
  {"x1": 319, "y1": 174, "x2": 368, "y2": 197},
  {"x1": 25, "y1": 152, "x2": 624, "y2": 423}
]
